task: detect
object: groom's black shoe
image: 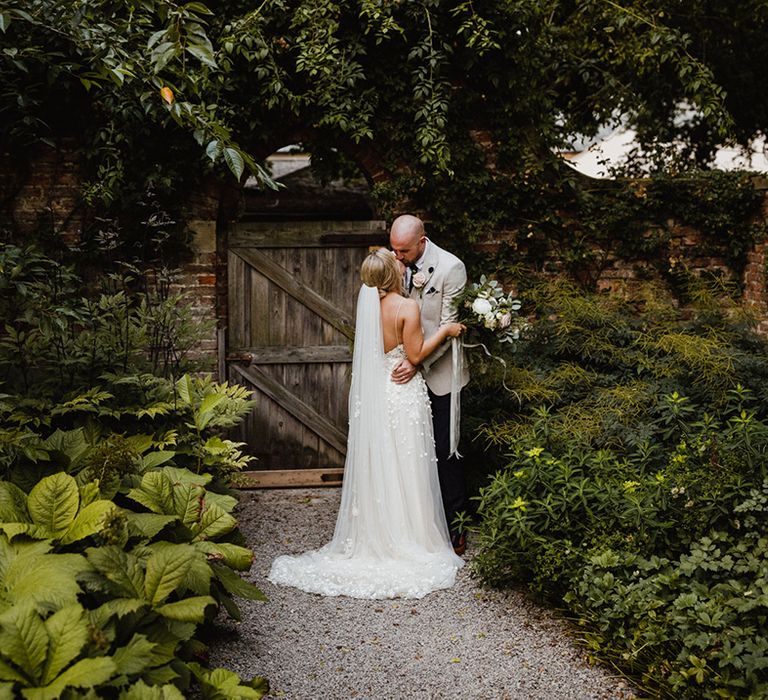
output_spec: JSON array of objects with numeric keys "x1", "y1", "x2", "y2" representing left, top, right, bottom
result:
[{"x1": 451, "y1": 531, "x2": 466, "y2": 556}]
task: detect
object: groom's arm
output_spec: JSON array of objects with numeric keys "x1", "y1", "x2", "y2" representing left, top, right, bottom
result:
[{"x1": 421, "y1": 260, "x2": 466, "y2": 371}]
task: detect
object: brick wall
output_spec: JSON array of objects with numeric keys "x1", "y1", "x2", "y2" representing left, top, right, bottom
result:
[
  {"x1": 1, "y1": 141, "x2": 84, "y2": 244},
  {"x1": 4, "y1": 141, "x2": 768, "y2": 376},
  {"x1": 477, "y1": 214, "x2": 768, "y2": 320},
  {"x1": 0, "y1": 144, "x2": 225, "y2": 372},
  {"x1": 744, "y1": 241, "x2": 768, "y2": 333}
]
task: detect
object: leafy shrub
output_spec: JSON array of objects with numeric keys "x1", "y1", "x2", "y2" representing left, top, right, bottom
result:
[
  {"x1": 0, "y1": 245, "x2": 209, "y2": 394},
  {"x1": 467, "y1": 279, "x2": 768, "y2": 697},
  {"x1": 0, "y1": 468, "x2": 267, "y2": 699},
  {"x1": 0, "y1": 244, "x2": 265, "y2": 697},
  {"x1": 0, "y1": 234, "x2": 269, "y2": 696},
  {"x1": 568, "y1": 483, "x2": 768, "y2": 699},
  {"x1": 0, "y1": 373, "x2": 256, "y2": 488}
]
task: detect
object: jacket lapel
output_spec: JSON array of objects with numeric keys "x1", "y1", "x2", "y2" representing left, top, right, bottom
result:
[{"x1": 414, "y1": 241, "x2": 439, "y2": 298}]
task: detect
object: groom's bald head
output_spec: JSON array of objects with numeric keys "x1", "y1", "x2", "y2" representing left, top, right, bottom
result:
[{"x1": 390, "y1": 215, "x2": 426, "y2": 265}]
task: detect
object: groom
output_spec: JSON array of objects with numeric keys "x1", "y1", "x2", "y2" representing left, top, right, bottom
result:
[{"x1": 389, "y1": 214, "x2": 470, "y2": 554}]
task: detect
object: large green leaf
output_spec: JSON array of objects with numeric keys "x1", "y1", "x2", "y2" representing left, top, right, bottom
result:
[
  {"x1": 186, "y1": 44, "x2": 218, "y2": 69},
  {"x1": 124, "y1": 512, "x2": 178, "y2": 539},
  {"x1": 200, "y1": 490, "x2": 237, "y2": 514},
  {"x1": 0, "y1": 603, "x2": 48, "y2": 685},
  {"x1": 171, "y1": 482, "x2": 203, "y2": 526},
  {"x1": 196, "y1": 542, "x2": 253, "y2": 571},
  {"x1": 154, "y1": 595, "x2": 215, "y2": 622},
  {"x1": 137, "y1": 626, "x2": 178, "y2": 668},
  {"x1": 142, "y1": 663, "x2": 181, "y2": 686},
  {"x1": 181, "y1": 552, "x2": 212, "y2": 595},
  {"x1": 144, "y1": 545, "x2": 194, "y2": 605},
  {"x1": 61, "y1": 500, "x2": 115, "y2": 544},
  {"x1": 93, "y1": 598, "x2": 145, "y2": 623},
  {"x1": 198, "y1": 393, "x2": 225, "y2": 417},
  {"x1": 39, "y1": 430, "x2": 89, "y2": 469},
  {"x1": 139, "y1": 451, "x2": 176, "y2": 471},
  {"x1": 22, "y1": 656, "x2": 116, "y2": 700},
  {"x1": 194, "y1": 393, "x2": 225, "y2": 430},
  {"x1": 124, "y1": 434, "x2": 154, "y2": 454},
  {"x1": 40, "y1": 604, "x2": 87, "y2": 685},
  {"x1": 27, "y1": 474, "x2": 79, "y2": 535},
  {"x1": 86, "y1": 546, "x2": 144, "y2": 598},
  {"x1": 118, "y1": 680, "x2": 184, "y2": 699},
  {"x1": 2, "y1": 552, "x2": 88, "y2": 612},
  {"x1": 78, "y1": 482, "x2": 101, "y2": 509},
  {"x1": 0, "y1": 523, "x2": 33, "y2": 540},
  {"x1": 212, "y1": 563, "x2": 267, "y2": 602},
  {"x1": 0, "y1": 536, "x2": 13, "y2": 583},
  {"x1": 189, "y1": 663, "x2": 268, "y2": 699},
  {"x1": 0, "y1": 482, "x2": 29, "y2": 522},
  {"x1": 126, "y1": 472, "x2": 173, "y2": 515},
  {"x1": 222, "y1": 147, "x2": 245, "y2": 181},
  {"x1": 191, "y1": 502, "x2": 236, "y2": 542},
  {"x1": 162, "y1": 467, "x2": 211, "y2": 487},
  {"x1": 111, "y1": 634, "x2": 157, "y2": 676},
  {"x1": 0, "y1": 657, "x2": 27, "y2": 683},
  {"x1": 175, "y1": 375, "x2": 194, "y2": 405},
  {"x1": 0, "y1": 682, "x2": 16, "y2": 700}
]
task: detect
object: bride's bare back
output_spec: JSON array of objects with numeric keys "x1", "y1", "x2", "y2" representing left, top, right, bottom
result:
[
  {"x1": 380, "y1": 292, "x2": 417, "y2": 354},
  {"x1": 380, "y1": 291, "x2": 463, "y2": 364}
]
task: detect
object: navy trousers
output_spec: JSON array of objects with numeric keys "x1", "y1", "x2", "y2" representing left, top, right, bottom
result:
[{"x1": 428, "y1": 388, "x2": 467, "y2": 534}]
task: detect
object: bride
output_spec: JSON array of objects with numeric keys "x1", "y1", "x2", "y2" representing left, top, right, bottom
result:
[{"x1": 268, "y1": 247, "x2": 465, "y2": 599}]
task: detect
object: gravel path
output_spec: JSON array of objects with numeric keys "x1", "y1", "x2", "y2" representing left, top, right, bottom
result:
[{"x1": 209, "y1": 488, "x2": 637, "y2": 699}]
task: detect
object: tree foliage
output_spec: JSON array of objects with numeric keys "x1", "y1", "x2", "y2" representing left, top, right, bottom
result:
[{"x1": 2, "y1": 0, "x2": 764, "y2": 198}]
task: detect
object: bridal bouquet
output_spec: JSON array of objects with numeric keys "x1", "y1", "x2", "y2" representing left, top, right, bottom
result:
[{"x1": 460, "y1": 275, "x2": 525, "y2": 344}]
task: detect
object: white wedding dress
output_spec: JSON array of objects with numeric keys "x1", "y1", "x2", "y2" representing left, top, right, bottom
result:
[{"x1": 268, "y1": 285, "x2": 463, "y2": 599}]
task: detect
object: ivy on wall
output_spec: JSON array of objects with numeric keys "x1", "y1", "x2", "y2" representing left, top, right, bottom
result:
[{"x1": 374, "y1": 151, "x2": 767, "y2": 296}]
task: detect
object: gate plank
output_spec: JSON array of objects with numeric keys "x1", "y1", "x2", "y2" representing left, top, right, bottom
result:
[
  {"x1": 231, "y1": 468, "x2": 344, "y2": 488},
  {"x1": 230, "y1": 220, "x2": 386, "y2": 248},
  {"x1": 231, "y1": 247, "x2": 355, "y2": 340},
  {"x1": 227, "y1": 345, "x2": 352, "y2": 364},
  {"x1": 231, "y1": 363, "x2": 348, "y2": 455}
]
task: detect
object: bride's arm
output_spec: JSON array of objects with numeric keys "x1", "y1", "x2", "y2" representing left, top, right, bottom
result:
[{"x1": 402, "y1": 302, "x2": 464, "y2": 366}]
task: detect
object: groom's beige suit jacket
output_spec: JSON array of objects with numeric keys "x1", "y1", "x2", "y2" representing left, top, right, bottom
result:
[{"x1": 408, "y1": 239, "x2": 470, "y2": 396}]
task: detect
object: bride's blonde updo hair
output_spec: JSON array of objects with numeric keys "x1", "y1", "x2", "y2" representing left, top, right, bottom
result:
[{"x1": 360, "y1": 247, "x2": 402, "y2": 298}]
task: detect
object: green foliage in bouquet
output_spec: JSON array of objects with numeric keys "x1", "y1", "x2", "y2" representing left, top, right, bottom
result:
[
  {"x1": 466, "y1": 277, "x2": 768, "y2": 697},
  {"x1": 456, "y1": 275, "x2": 525, "y2": 346}
]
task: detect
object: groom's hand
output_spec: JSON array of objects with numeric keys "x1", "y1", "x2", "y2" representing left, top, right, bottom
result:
[{"x1": 391, "y1": 358, "x2": 418, "y2": 384}]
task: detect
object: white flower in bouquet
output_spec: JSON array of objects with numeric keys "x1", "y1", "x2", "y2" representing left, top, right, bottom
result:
[
  {"x1": 462, "y1": 274, "x2": 526, "y2": 345},
  {"x1": 472, "y1": 297, "x2": 493, "y2": 316}
]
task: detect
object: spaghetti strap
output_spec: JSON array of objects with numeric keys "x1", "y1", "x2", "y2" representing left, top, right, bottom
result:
[{"x1": 394, "y1": 297, "x2": 405, "y2": 345}]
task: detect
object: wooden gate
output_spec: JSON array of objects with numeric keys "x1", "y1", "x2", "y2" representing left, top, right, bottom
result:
[{"x1": 226, "y1": 220, "x2": 387, "y2": 487}]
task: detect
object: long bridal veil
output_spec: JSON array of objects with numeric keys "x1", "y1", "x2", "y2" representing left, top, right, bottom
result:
[{"x1": 268, "y1": 284, "x2": 463, "y2": 599}]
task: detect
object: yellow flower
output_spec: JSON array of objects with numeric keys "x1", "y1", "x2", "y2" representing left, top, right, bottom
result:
[
  {"x1": 510, "y1": 497, "x2": 527, "y2": 511},
  {"x1": 622, "y1": 480, "x2": 640, "y2": 493},
  {"x1": 525, "y1": 447, "x2": 544, "y2": 458}
]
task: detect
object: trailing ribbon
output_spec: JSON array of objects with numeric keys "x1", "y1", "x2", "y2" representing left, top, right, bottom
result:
[
  {"x1": 449, "y1": 337, "x2": 462, "y2": 459},
  {"x1": 448, "y1": 338, "x2": 521, "y2": 459}
]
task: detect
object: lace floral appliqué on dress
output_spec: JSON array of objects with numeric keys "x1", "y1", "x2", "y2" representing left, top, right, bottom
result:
[{"x1": 268, "y1": 288, "x2": 463, "y2": 599}]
